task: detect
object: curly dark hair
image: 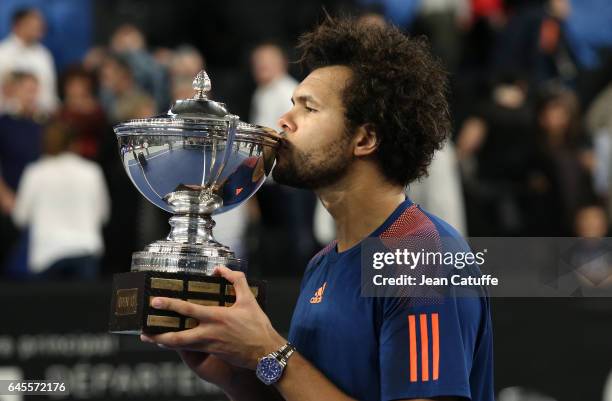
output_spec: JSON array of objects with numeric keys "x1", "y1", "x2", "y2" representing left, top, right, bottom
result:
[{"x1": 297, "y1": 17, "x2": 450, "y2": 185}]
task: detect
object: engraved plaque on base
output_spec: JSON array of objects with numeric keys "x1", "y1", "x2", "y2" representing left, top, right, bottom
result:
[{"x1": 109, "y1": 271, "x2": 267, "y2": 334}]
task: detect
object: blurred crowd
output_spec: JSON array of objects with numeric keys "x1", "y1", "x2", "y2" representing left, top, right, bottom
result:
[{"x1": 0, "y1": 0, "x2": 612, "y2": 281}]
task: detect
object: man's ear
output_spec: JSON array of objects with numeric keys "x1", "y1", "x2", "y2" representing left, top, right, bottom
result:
[{"x1": 353, "y1": 124, "x2": 378, "y2": 157}]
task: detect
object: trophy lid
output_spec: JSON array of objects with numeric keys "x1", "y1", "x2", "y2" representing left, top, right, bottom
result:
[
  {"x1": 169, "y1": 69, "x2": 228, "y2": 118},
  {"x1": 114, "y1": 70, "x2": 279, "y2": 147}
]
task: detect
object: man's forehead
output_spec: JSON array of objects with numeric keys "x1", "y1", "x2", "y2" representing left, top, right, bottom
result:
[{"x1": 294, "y1": 66, "x2": 352, "y2": 103}]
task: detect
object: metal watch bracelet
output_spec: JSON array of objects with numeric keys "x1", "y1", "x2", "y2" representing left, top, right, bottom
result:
[{"x1": 276, "y1": 342, "x2": 296, "y2": 366}]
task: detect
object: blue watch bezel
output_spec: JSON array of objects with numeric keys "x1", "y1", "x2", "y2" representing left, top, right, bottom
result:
[{"x1": 256, "y1": 355, "x2": 284, "y2": 385}]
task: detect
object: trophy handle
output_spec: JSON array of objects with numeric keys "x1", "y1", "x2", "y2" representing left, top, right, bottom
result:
[{"x1": 204, "y1": 114, "x2": 238, "y2": 198}]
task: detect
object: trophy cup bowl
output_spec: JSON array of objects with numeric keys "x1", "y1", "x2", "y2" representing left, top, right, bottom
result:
[{"x1": 109, "y1": 70, "x2": 280, "y2": 334}]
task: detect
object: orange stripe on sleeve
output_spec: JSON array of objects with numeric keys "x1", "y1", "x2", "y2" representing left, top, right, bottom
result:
[
  {"x1": 420, "y1": 314, "x2": 429, "y2": 381},
  {"x1": 408, "y1": 315, "x2": 417, "y2": 382},
  {"x1": 432, "y1": 313, "x2": 440, "y2": 380}
]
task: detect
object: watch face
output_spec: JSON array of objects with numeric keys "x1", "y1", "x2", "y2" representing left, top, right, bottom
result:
[{"x1": 256, "y1": 356, "x2": 283, "y2": 385}]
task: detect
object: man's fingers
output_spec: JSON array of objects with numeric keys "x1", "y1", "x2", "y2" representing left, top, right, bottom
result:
[
  {"x1": 142, "y1": 326, "x2": 212, "y2": 349},
  {"x1": 140, "y1": 334, "x2": 154, "y2": 343},
  {"x1": 150, "y1": 297, "x2": 222, "y2": 321},
  {"x1": 213, "y1": 265, "x2": 252, "y2": 301}
]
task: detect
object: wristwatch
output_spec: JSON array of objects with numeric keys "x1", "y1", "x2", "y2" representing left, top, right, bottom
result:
[{"x1": 255, "y1": 342, "x2": 296, "y2": 385}]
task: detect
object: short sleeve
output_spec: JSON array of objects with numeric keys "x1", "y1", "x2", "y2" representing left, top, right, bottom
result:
[{"x1": 379, "y1": 295, "x2": 489, "y2": 401}]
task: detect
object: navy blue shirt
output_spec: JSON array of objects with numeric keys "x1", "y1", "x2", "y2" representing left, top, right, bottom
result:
[
  {"x1": 0, "y1": 114, "x2": 43, "y2": 190},
  {"x1": 288, "y1": 199, "x2": 494, "y2": 401}
]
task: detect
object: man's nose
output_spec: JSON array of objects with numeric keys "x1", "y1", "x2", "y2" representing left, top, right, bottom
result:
[{"x1": 278, "y1": 112, "x2": 296, "y2": 134}]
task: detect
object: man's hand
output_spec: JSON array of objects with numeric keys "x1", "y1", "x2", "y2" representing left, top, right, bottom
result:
[
  {"x1": 176, "y1": 350, "x2": 234, "y2": 389},
  {"x1": 141, "y1": 266, "x2": 286, "y2": 370}
]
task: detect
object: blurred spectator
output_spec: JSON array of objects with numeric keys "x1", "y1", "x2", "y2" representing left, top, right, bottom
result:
[
  {"x1": 570, "y1": 203, "x2": 612, "y2": 288},
  {"x1": 83, "y1": 46, "x2": 108, "y2": 73},
  {"x1": 98, "y1": 54, "x2": 149, "y2": 123},
  {"x1": 0, "y1": 71, "x2": 44, "y2": 277},
  {"x1": 56, "y1": 65, "x2": 109, "y2": 160},
  {"x1": 170, "y1": 75, "x2": 196, "y2": 102},
  {"x1": 152, "y1": 47, "x2": 175, "y2": 69},
  {"x1": 169, "y1": 45, "x2": 205, "y2": 81},
  {"x1": 0, "y1": 69, "x2": 42, "y2": 120},
  {"x1": 574, "y1": 203, "x2": 609, "y2": 238},
  {"x1": 12, "y1": 121, "x2": 110, "y2": 280},
  {"x1": 109, "y1": 24, "x2": 169, "y2": 110},
  {"x1": 250, "y1": 42, "x2": 297, "y2": 128},
  {"x1": 0, "y1": 8, "x2": 58, "y2": 114},
  {"x1": 0, "y1": 71, "x2": 43, "y2": 207},
  {"x1": 168, "y1": 46, "x2": 206, "y2": 102},
  {"x1": 585, "y1": 81, "x2": 612, "y2": 214},
  {"x1": 456, "y1": 73, "x2": 534, "y2": 235},
  {"x1": 530, "y1": 85, "x2": 596, "y2": 234},
  {"x1": 408, "y1": 142, "x2": 468, "y2": 235},
  {"x1": 493, "y1": 0, "x2": 578, "y2": 87}
]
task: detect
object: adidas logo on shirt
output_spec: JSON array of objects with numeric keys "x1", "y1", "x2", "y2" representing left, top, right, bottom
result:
[{"x1": 310, "y1": 282, "x2": 327, "y2": 304}]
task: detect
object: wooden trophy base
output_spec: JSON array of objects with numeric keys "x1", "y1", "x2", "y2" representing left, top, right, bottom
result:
[{"x1": 109, "y1": 270, "x2": 266, "y2": 334}]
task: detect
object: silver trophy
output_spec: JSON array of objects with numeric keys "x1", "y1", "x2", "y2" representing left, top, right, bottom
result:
[{"x1": 109, "y1": 70, "x2": 279, "y2": 334}]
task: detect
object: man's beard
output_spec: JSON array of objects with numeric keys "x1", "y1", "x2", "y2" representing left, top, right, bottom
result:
[{"x1": 272, "y1": 138, "x2": 352, "y2": 190}]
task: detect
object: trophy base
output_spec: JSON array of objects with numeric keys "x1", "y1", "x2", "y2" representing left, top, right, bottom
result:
[
  {"x1": 131, "y1": 236, "x2": 243, "y2": 275},
  {"x1": 109, "y1": 270, "x2": 266, "y2": 335}
]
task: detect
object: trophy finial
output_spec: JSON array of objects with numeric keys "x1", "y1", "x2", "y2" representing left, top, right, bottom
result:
[{"x1": 193, "y1": 70, "x2": 211, "y2": 99}]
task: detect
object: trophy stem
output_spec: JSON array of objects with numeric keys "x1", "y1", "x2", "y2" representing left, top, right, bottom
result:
[
  {"x1": 129, "y1": 209, "x2": 241, "y2": 275},
  {"x1": 166, "y1": 213, "x2": 219, "y2": 245}
]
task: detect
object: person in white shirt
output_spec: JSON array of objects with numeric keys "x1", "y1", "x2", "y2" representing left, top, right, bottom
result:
[
  {"x1": 250, "y1": 43, "x2": 298, "y2": 129},
  {"x1": 12, "y1": 121, "x2": 110, "y2": 279},
  {"x1": 0, "y1": 8, "x2": 58, "y2": 114},
  {"x1": 407, "y1": 141, "x2": 467, "y2": 235}
]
